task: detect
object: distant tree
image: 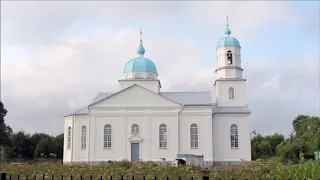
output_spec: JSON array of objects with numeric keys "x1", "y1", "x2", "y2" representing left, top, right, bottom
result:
[
  {"x1": 30, "y1": 133, "x2": 52, "y2": 158},
  {"x1": 266, "y1": 133, "x2": 285, "y2": 155},
  {"x1": 0, "y1": 101, "x2": 10, "y2": 147},
  {"x1": 52, "y1": 134, "x2": 64, "y2": 159},
  {"x1": 8, "y1": 131, "x2": 32, "y2": 160},
  {"x1": 275, "y1": 115, "x2": 320, "y2": 163},
  {"x1": 33, "y1": 137, "x2": 53, "y2": 158}
]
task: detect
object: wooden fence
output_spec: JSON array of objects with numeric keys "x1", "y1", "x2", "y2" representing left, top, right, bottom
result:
[{"x1": 1, "y1": 173, "x2": 211, "y2": 180}]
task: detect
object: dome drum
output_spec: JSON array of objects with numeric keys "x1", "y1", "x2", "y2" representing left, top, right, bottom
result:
[{"x1": 124, "y1": 72, "x2": 157, "y2": 79}]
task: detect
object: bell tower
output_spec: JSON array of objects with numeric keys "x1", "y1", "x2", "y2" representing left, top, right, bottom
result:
[{"x1": 214, "y1": 17, "x2": 247, "y2": 107}]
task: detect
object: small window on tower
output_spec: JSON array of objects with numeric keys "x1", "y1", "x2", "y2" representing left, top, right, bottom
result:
[
  {"x1": 229, "y1": 87, "x2": 235, "y2": 99},
  {"x1": 227, "y1": 51, "x2": 233, "y2": 65}
]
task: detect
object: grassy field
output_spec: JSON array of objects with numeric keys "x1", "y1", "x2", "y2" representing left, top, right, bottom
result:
[{"x1": 1, "y1": 159, "x2": 320, "y2": 180}]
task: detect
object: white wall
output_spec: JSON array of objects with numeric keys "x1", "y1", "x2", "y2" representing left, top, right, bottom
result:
[
  {"x1": 73, "y1": 115, "x2": 89, "y2": 162},
  {"x1": 93, "y1": 116, "x2": 126, "y2": 161},
  {"x1": 212, "y1": 114, "x2": 251, "y2": 162},
  {"x1": 149, "y1": 115, "x2": 179, "y2": 161},
  {"x1": 215, "y1": 80, "x2": 246, "y2": 107},
  {"x1": 63, "y1": 116, "x2": 73, "y2": 163},
  {"x1": 179, "y1": 106, "x2": 213, "y2": 162},
  {"x1": 216, "y1": 68, "x2": 243, "y2": 79},
  {"x1": 64, "y1": 106, "x2": 216, "y2": 163}
]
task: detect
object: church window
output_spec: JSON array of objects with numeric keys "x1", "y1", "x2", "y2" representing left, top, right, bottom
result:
[
  {"x1": 159, "y1": 124, "x2": 168, "y2": 148},
  {"x1": 67, "y1": 126, "x2": 71, "y2": 149},
  {"x1": 230, "y1": 124, "x2": 239, "y2": 148},
  {"x1": 131, "y1": 124, "x2": 139, "y2": 134},
  {"x1": 229, "y1": 87, "x2": 235, "y2": 99},
  {"x1": 227, "y1": 51, "x2": 233, "y2": 65},
  {"x1": 81, "y1": 125, "x2": 87, "y2": 149},
  {"x1": 104, "y1": 124, "x2": 112, "y2": 149},
  {"x1": 190, "y1": 123, "x2": 199, "y2": 148},
  {"x1": 135, "y1": 73, "x2": 143, "y2": 79}
]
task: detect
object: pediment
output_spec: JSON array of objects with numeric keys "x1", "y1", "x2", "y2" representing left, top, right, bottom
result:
[
  {"x1": 89, "y1": 84, "x2": 182, "y2": 108},
  {"x1": 128, "y1": 134, "x2": 143, "y2": 142}
]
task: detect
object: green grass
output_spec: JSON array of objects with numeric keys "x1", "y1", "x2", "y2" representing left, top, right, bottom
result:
[{"x1": 1, "y1": 159, "x2": 320, "y2": 180}]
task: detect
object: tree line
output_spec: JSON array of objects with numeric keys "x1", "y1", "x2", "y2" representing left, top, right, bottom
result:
[
  {"x1": 0, "y1": 101, "x2": 319, "y2": 163},
  {"x1": 251, "y1": 114, "x2": 320, "y2": 163},
  {"x1": 0, "y1": 102, "x2": 63, "y2": 161}
]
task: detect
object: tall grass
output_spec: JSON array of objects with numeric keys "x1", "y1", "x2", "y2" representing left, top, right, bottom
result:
[{"x1": 1, "y1": 155, "x2": 319, "y2": 180}]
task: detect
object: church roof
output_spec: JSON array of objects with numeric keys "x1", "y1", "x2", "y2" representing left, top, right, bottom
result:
[
  {"x1": 217, "y1": 22, "x2": 241, "y2": 48},
  {"x1": 124, "y1": 57, "x2": 157, "y2": 74},
  {"x1": 160, "y1": 91, "x2": 213, "y2": 105},
  {"x1": 217, "y1": 36, "x2": 240, "y2": 48}
]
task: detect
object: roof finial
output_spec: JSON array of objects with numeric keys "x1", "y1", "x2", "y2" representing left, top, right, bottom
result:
[
  {"x1": 137, "y1": 29, "x2": 145, "y2": 55},
  {"x1": 226, "y1": 15, "x2": 229, "y2": 27},
  {"x1": 224, "y1": 16, "x2": 231, "y2": 36},
  {"x1": 140, "y1": 28, "x2": 142, "y2": 43}
]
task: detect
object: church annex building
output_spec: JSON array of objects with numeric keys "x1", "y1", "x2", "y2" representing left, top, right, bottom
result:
[{"x1": 63, "y1": 23, "x2": 252, "y2": 165}]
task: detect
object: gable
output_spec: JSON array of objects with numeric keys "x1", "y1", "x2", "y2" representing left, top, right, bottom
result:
[{"x1": 90, "y1": 84, "x2": 182, "y2": 108}]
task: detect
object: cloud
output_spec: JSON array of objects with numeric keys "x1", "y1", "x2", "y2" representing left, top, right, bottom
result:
[
  {"x1": 1, "y1": 28, "x2": 206, "y2": 135},
  {"x1": 1, "y1": 1, "x2": 319, "y2": 137},
  {"x1": 1, "y1": 1, "x2": 301, "y2": 46}
]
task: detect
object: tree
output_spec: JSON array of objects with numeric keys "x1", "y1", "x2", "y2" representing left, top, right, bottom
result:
[
  {"x1": 275, "y1": 115, "x2": 320, "y2": 162},
  {"x1": 52, "y1": 134, "x2": 64, "y2": 159},
  {"x1": 251, "y1": 133, "x2": 285, "y2": 160},
  {"x1": 0, "y1": 101, "x2": 10, "y2": 147},
  {"x1": 30, "y1": 133, "x2": 52, "y2": 158},
  {"x1": 33, "y1": 137, "x2": 53, "y2": 158},
  {"x1": 8, "y1": 131, "x2": 32, "y2": 160}
]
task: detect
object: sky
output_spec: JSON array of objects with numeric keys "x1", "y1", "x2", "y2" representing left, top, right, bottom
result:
[{"x1": 1, "y1": 1, "x2": 319, "y2": 137}]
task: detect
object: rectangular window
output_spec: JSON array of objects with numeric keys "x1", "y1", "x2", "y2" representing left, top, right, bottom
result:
[
  {"x1": 81, "y1": 126, "x2": 86, "y2": 149},
  {"x1": 104, "y1": 125, "x2": 112, "y2": 149},
  {"x1": 159, "y1": 125, "x2": 168, "y2": 148},
  {"x1": 67, "y1": 127, "x2": 71, "y2": 149}
]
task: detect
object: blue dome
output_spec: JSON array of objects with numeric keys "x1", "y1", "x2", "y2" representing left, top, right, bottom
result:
[
  {"x1": 124, "y1": 57, "x2": 157, "y2": 73},
  {"x1": 217, "y1": 37, "x2": 241, "y2": 48},
  {"x1": 137, "y1": 42, "x2": 145, "y2": 55}
]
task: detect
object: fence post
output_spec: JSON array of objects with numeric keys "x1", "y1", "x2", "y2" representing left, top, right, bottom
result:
[
  {"x1": 1, "y1": 173, "x2": 6, "y2": 180},
  {"x1": 202, "y1": 176, "x2": 209, "y2": 180}
]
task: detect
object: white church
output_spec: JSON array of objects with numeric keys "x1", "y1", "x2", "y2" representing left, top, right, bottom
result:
[{"x1": 63, "y1": 22, "x2": 252, "y2": 165}]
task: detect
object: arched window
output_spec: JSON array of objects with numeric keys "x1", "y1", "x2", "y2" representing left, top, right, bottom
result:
[
  {"x1": 131, "y1": 124, "x2": 139, "y2": 134},
  {"x1": 81, "y1": 126, "x2": 87, "y2": 149},
  {"x1": 135, "y1": 73, "x2": 143, "y2": 79},
  {"x1": 229, "y1": 87, "x2": 235, "y2": 99},
  {"x1": 104, "y1": 124, "x2": 112, "y2": 148},
  {"x1": 230, "y1": 124, "x2": 239, "y2": 148},
  {"x1": 67, "y1": 126, "x2": 71, "y2": 149},
  {"x1": 190, "y1": 124, "x2": 199, "y2": 148},
  {"x1": 227, "y1": 51, "x2": 233, "y2": 65},
  {"x1": 159, "y1": 124, "x2": 167, "y2": 148}
]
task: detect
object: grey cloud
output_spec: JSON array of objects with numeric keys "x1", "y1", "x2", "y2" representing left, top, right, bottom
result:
[
  {"x1": 1, "y1": 2, "x2": 319, "y2": 137},
  {"x1": 1, "y1": 28, "x2": 205, "y2": 135},
  {"x1": 2, "y1": 28, "x2": 319, "y2": 137},
  {"x1": 1, "y1": 1, "x2": 187, "y2": 46}
]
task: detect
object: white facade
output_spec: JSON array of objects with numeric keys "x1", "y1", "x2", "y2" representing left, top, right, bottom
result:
[{"x1": 63, "y1": 26, "x2": 252, "y2": 165}]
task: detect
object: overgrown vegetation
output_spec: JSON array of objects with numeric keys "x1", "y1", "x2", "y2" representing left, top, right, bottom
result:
[{"x1": 2, "y1": 154, "x2": 320, "y2": 179}]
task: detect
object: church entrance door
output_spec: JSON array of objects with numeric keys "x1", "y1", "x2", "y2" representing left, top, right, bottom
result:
[{"x1": 131, "y1": 143, "x2": 139, "y2": 162}]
